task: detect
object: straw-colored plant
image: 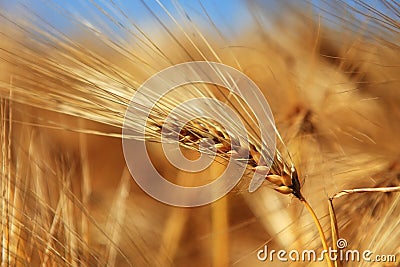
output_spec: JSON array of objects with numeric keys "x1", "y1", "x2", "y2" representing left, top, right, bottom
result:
[{"x1": 0, "y1": 1, "x2": 399, "y2": 266}]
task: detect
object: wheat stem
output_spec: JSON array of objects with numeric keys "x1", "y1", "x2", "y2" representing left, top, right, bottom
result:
[
  {"x1": 301, "y1": 199, "x2": 334, "y2": 267},
  {"x1": 328, "y1": 199, "x2": 340, "y2": 267},
  {"x1": 332, "y1": 186, "x2": 400, "y2": 199}
]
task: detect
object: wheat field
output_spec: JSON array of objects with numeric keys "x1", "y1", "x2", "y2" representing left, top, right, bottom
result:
[{"x1": 0, "y1": 0, "x2": 399, "y2": 266}]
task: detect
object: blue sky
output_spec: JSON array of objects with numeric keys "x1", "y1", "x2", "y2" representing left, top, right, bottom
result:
[
  {"x1": 0, "y1": 1, "x2": 238, "y2": 42},
  {"x1": 1, "y1": 1, "x2": 246, "y2": 30},
  {"x1": 1, "y1": 0, "x2": 393, "y2": 37}
]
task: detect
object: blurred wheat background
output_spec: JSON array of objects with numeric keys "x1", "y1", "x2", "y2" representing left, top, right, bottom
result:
[{"x1": 0, "y1": 0, "x2": 399, "y2": 266}]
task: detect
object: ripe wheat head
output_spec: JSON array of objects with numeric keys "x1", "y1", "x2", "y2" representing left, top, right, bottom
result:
[{"x1": 0, "y1": 1, "x2": 399, "y2": 266}]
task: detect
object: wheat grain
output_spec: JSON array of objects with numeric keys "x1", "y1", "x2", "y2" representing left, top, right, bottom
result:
[{"x1": 1, "y1": 0, "x2": 400, "y2": 266}]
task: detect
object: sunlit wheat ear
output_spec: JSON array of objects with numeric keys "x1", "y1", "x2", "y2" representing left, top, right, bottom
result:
[{"x1": 1, "y1": 0, "x2": 400, "y2": 266}]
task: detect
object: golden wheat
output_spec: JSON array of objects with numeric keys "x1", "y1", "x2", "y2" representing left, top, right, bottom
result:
[{"x1": 0, "y1": 1, "x2": 399, "y2": 266}]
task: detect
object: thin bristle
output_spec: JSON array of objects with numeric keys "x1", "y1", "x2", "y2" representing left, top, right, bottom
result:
[{"x1": 1, "y1": 1, "x2": 400, "y2": 266}]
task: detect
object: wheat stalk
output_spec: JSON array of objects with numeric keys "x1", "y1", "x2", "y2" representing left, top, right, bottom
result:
[{"x1": 1, "y1": 0, "x2": 400, "y2": 266}]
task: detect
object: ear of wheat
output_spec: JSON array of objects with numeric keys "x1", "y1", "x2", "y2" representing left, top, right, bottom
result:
[{"x1": 1, "y1": 0, "x2": 399, "y2": 266}]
